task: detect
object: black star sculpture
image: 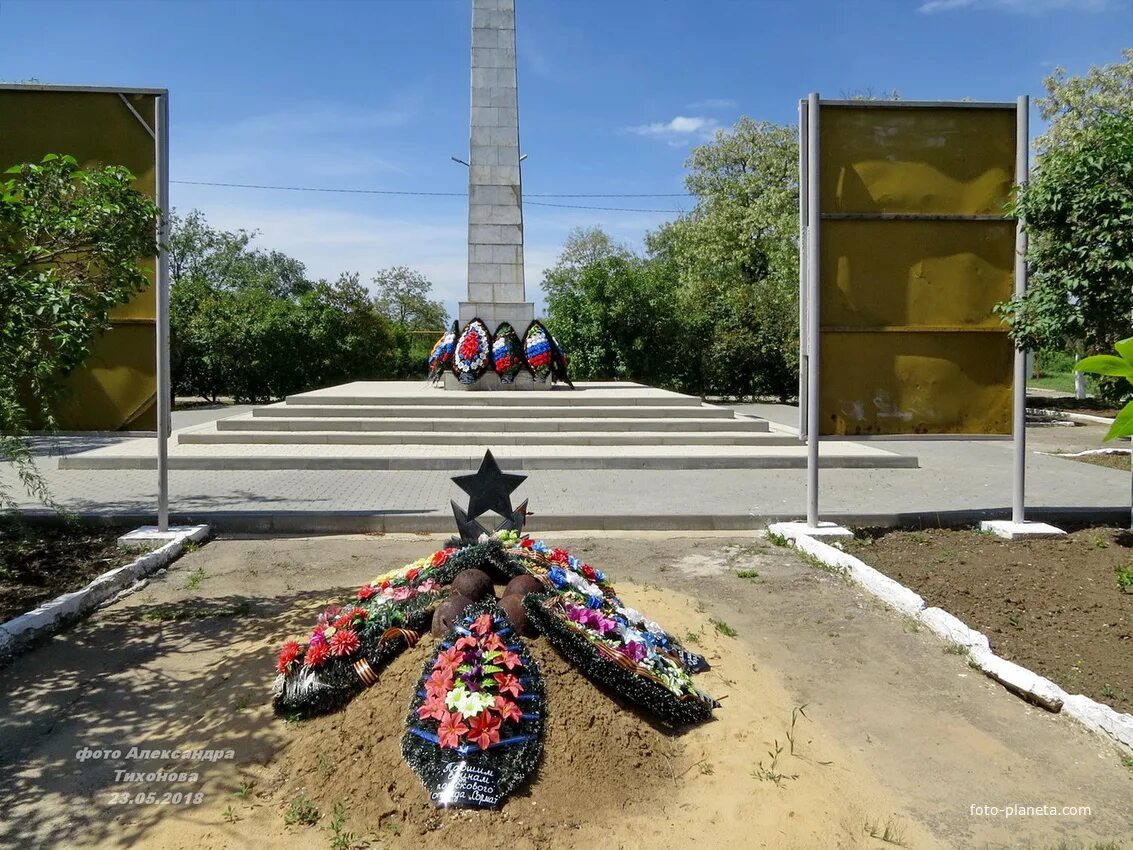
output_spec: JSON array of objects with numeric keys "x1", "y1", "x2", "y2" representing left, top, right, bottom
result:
[{"x1": 451, "y1": 449, "x2": 526, "y2": 521}]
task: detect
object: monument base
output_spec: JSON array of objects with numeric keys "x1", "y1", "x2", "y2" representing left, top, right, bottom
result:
[
  {"x1": 458, "y1": 300, "x2": 535, "y2": 331},
  {"x1": 442, "y1": 371, "x2": 551, "y2": 391}
]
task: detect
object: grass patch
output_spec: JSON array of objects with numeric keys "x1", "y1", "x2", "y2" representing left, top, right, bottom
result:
[
  {"x1": 1116, "y1": 566, "x2": 1133, "y2": 589},
  {"x1": 283, "y1": 793, "x2": 320, "y2": 826},
  {"x1": 735, "y1": 569, "x2": 759, "y2": 579},
  {"x1": 863, "y1": 816, "x2": 908, "y2": 847},
  {"x1": 327, "y1": 801, "x2": 358, "y2": 850},
  {"x1": 943, "y1": 642, "x2": 971, "y2": 658},
  {"x1": 709, "y1": 618, "x2": 737, "y2": 638},
  {"x1": 767, "y1": 530, "x2": 789, "y2": 547},
  {"x1": 182, "y1": 566, "x2": 207, "y2": 591}
]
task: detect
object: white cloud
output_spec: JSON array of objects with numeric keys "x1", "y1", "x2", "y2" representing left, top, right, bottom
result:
[
  {"x1": 919, "y1": 0, "x2": 1117, "y2": 13},
  {"x1": 627, "y1": 115, "x2": 720, "y2": 146}
]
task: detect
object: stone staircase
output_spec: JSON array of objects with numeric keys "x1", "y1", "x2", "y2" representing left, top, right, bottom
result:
[{"x1": 59, "y1": 381, "x2": 917, "y2": 471}]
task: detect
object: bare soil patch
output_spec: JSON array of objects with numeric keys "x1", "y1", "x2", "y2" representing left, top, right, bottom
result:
[
  {"x1": 0, "y1": 520, "x2": 135, "y2": 622},
  {"x1": 1065, "y1": 452, "x2": 1132, "y2": 472},
  {"x1": 846, "y1": 527, "x2": 1133, "y2": 713},
  {"x1": 1028, "y1": 394, "x2": 1120, "y2": 419}
]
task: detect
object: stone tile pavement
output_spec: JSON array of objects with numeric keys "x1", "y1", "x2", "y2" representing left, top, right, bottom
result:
[{"x1": 2, "y1": 403, "x2": 1128, "y2": 531}]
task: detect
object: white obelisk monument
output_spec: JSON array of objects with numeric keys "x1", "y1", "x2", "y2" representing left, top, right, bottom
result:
[{"x1": 458, "y1": 0, "x2": 535, "y2": 332}]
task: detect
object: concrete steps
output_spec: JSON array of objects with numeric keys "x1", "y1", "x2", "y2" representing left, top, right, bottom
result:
[
  {"x1": 216, "y1": 415, "x2": 767, "y2": 433},
  {"x1": 180, "y1": 427, "x2": 798, "y2": 447},
  {"x1": 58, "y1": 381, "x2": 918, "y2": 471},
  {"x1": 250, "y1": 404, "x2": 736, "y2": 419}
]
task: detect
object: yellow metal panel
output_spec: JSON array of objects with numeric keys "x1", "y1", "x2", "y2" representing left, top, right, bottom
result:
[
  {"x1": 816, "y1": 103, "x2": 1017, "y2": 436},
  {"x1": 819, "y1": 106, "x2": 1016, "y2": 215},
  {"x1": 820, "y1": 332, "x2": 1013, "y2": 436},
  {"x1": 0, "y1": 89, "x2": 157, "y2": 430},
  {"x1": 51, "y1": 324, "x2": 157, "y2": 431},
  {"x1": 821, "y1": 219, "x2": 1015, "y2": 330}
]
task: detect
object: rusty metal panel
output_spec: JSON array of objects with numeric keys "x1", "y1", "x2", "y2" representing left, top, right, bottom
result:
[
  {"x1": 816, "y1": 103, "x2": 1017, "y2": 436},
  {"x1": 820, "y1": 331, "x2": 1013, "y2": 436},
  {"x1": 0, "y1": 88, "x2": 156, "y2": 430}
]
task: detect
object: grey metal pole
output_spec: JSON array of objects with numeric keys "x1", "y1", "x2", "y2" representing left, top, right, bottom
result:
[
  {"x1": 1011, "y1": 95, "x2": 1029, "y2": 525},
  {"x1": 155, "y1": 92, "x2": 171, "y2": 532},
  {"x1": 798, "y1": 99, "x2": 808, "y2": 438},
  {"x1": 806, "y1": 93, "x2": 821, "y2": 528}
]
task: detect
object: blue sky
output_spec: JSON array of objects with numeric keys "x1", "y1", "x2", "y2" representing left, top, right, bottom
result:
[{"x1": 1, "y1": 0, "x2": 1130, "y2": 319}]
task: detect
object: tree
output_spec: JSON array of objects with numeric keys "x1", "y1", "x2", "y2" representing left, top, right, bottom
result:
[
  {"x1": 169, "y1": 209, "x2": 310, "y2": 297},
  {"x1": 540, "y1": 227, "x2": 633, "y2": 303},
  {"x1": 371, "y1": 266, "x2": 448, "y2": 331},
  {"x1": 648, "y1": 117, "x2": 800, "y2": 400},
  {"x1": 0, "y1": 154, "x2": 158, "y2": 507},
  {"x1": 1036, "y1": 48, "x2": 1133, "y2": 150},
  {"x1": 996, "y1": 52, "x2": 1133, "y2": 401},
  {"x1": 545, "y1": 253, "x2": 682, "y2": 384}
]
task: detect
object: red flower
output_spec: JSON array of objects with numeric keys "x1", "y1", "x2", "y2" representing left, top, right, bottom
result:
[
  {"x1": 357, "y1": 584, "x2": 377, "y2": 601},
  {"x1": 470, "y1": 614, "x2": 494, "y2": 637},
  {"x1": 549, "y1": 548, "x2": 570, "y2": 564},
  {"x1": 499, "y1": 651, "x2": 522, "y2": 671},
  {"x1": 328, "y1": 629, "x2": 360, "y2": 657},
  {"x1": 406, "y1": 567, "x2": 421, "y2": 582},
  {"x1": 438, "y1": 711, "x2": 470, "y2": 750},
  {"x1": 519, "y1": 538, "x2": 535, "y2": 549},
  {"x1": 467, "y1": 712, "x2": 501, "y2": 750},
  {"x1": 276, "y1": 640, "x2": 302, "y2": 674},
  {"x1": 417, "y1": 694, "x2": 448, "y2": 723},
  {"x1": 493, "y1": 672, "x2": 523, "y2": 698},
  {"x1": 303, "y1": 642, "x2": 330, "y2": 668},
  {"x1": 379, "y1": 580, "x2": 391, "y2": 591},
  {"x1": 431, "y1": 548, "x2": 454, "y2": 567},
  {"x1": 580, "y1": 564, "x2": 597, "y2": 582},
  {"x1": 494, "y1": 695, "x2": 522, "y2": 724}
]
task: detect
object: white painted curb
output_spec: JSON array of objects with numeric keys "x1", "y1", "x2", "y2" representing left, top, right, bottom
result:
[
  {"x1": 773, "y1": 525, "x2": 1133, "y2": 754},
  {"x1": 0, "y1": 525, "x2": 210, "y2": 663}
]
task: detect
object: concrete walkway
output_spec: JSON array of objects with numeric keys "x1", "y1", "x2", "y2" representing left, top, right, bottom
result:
[{"x1": 2, "y1": 403, "x2": 1128, "y2": 531}]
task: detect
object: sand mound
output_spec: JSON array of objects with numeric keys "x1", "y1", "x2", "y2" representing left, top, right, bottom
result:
[
  {"x1": 268, "y1": 636, "x2": 680, "y2": 849},
  {"x1": 249, "y1": 583, "x2": 944, "y2": 850}
]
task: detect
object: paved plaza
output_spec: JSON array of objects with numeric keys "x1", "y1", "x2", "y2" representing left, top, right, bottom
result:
[{"x1": 3, "y1": 399, "x2": 1127, "y2": 531}]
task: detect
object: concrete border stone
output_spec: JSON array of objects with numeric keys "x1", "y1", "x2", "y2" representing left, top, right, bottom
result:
[
  {"x1": 780, "y1": 526, "x2": 1133, "y2": 754},
  {"x1": 0, "y1": 524, "x2": 210, "y2": 664}
]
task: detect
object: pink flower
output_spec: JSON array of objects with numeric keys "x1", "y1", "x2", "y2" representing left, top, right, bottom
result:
[
  {"x1": 499, "y1": 651, "x2": 522, "y2": 671},
  {"x1": 621, "y1": 641, "x2": 647, "y2": 663},
  {"x1": 417, "y1": 694, "x2": 448, "y2": 722},
  {"x1": 438, "y1": 711, "x2": 469, "y2": 750},
  {"x1": 470, "y1": 614, "x2": 494, "y2": 637},
  {"x1": 494, "y1": 695, "x2": 522, "y2": 724}
]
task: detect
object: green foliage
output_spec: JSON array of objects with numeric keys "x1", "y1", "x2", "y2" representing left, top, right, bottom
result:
[
  {"x1": 170, "y1": 212, "x2": 418, "y2": 402},
  {"x1": 282, "y1": 793, "x2": 320, "y2": 826},
  {"x1": 0, "y1": 153, "x2": 158, "y2": 509},
  {"x1": 1036, "y1": 48, "x2": 1133, "y2": 151},
  {"x1": 371, "y1": 265, "x2": 448, "y2": 331},
  {"x1": 546, "y1": 249, "x2": 684, "y2": 385},
  {"x1": 543, "y1": 119, "x2": 800, "y2": 401},
  {"x1": 999, "y1": 51, "x2": 1133, "y2": 405},
  {"x1": 1075, "y1": 338, "x2": 1133, "y2": 440}
]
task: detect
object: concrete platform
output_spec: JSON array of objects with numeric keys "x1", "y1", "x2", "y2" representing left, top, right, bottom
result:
[{"x1": 58, "y1": 381, "x2": 918, "y2": 472}]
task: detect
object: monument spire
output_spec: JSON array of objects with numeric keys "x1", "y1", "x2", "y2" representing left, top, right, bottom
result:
[{"x1": 459, "y1": 0, "x2": 535, "y2": 332}]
